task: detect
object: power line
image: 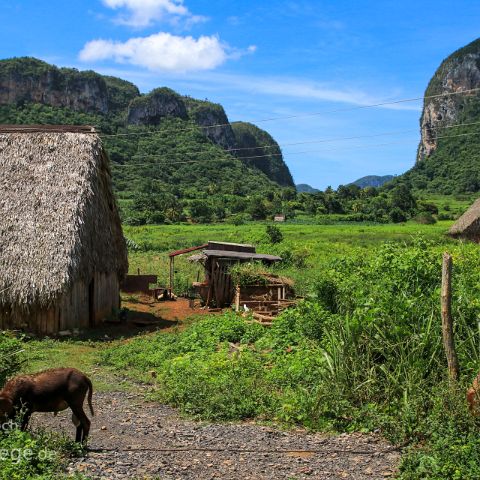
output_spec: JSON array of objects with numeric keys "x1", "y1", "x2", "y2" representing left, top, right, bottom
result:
[
  {"x1": 100, "y1": 87, "x2": 480, "y2": 139},
  {"x1": 110, "y1": 129, "x2": 480, "y2": 168},
  {"x1": 110, "y1": 119, "x2": 480, "y2": 160}
]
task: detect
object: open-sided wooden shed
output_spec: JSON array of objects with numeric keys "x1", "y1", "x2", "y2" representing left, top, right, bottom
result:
[
  {"x1": 168, "y1": 241, "x2": 282, "y2": 308},
  {"x1": 0, "y1": 125, "x2": 128, "y2": 334}
]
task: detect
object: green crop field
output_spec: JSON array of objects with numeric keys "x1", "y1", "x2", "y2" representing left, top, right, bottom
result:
[{"x1": 124, "y1": 220, "x2": 457, "y2": 296}]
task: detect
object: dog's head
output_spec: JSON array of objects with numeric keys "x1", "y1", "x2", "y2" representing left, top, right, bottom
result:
[{"x1": 0, "y1": 394, "x2": 13, "y2": 419}]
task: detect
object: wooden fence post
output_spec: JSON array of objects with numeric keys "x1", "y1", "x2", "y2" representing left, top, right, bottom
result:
[
  {"x1": 441, "y1": 252, "x2": 459, "y2": 381},
  {"x1": 235, "y1": 285, "x2": 241, "y2": 312}
]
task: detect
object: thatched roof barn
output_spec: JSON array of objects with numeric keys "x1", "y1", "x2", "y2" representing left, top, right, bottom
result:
[
  {"x1": 0, "y1": 125, "x2": 128, "y2": 334},
  {"x1": 448, "y1": 198, "x2": 480, "y2": 242}
]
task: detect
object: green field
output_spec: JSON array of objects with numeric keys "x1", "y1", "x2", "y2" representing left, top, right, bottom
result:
[
  {"x1": 420, "y1": 193, "x2": 477, "y2": 216},
  {"x1": 4, "y1": 217, "x2": 480, "y2": 479},
  {"x1": 124, "y1": 220, "x2": 457, "y2": 296},
  {"x1": 108, "y1": 220, "x2": 480, "y2": 479}
]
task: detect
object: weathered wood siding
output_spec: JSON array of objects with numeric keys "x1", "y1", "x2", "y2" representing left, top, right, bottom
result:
[
  {"x1": 0, "y1": 272, "x2": 120, "y2": 335},
  {"x1": 92, "y1": 271, "x2": 121, "y2": 324}
]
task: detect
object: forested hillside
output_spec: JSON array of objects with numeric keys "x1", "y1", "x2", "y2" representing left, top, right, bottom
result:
[
  {"x1": 399, "y1": 38, "x2": 480, "y2": 194},
  {"x1": 0, "y1": 55, "x2": 464, "y2": 225},
  {"x1": 0, "y1": 57, "x2": 295, "y2": 223},
  {"x1": 231, "y1": 121, "x2": 294, "y2": 187}
]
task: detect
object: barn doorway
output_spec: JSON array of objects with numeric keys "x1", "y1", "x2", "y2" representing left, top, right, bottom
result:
[{"x1": 88, "y1": 277, "x2": 95, "y2": 327}]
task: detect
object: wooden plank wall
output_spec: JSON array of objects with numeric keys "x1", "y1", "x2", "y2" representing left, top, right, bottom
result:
[
  {"x1": 209, "y1": 259, "x2": 235, "y2": 307},
  {"x1": 0, "y1": 272, "x2": 120, "y2": 335},
  {"x1": 94, "y1": 272, "x2": 120, "y2": 324},
  {"x1": 58, "y1": 280, "x2": 89, "y2": 331}
]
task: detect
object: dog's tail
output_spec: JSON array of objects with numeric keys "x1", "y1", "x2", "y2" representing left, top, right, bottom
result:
[{"x1": 86, "y1": 378, "x2": 94, "y2": 417}]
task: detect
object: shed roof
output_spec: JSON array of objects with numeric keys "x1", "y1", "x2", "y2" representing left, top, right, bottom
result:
[
  {"x1": 169, "y1": 243, "x2": 208, "y2": 258},
  {"x1": 0, "y1": 128, "x2": 128, "y2": 310},
  {"x1": 203, "y1": 250, "x2": 282, "y2": 262},
  {"x1": 206, "y1": 241, "x2": 255, "y2": 253},
  {"x1": 448, "y1": 198, "x2": 480, "y2": 241}
]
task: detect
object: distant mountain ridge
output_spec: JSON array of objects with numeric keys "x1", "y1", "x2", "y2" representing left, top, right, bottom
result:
[
  {"x1": 296, "y1": 184, "x2": 320, "y2": 193},
  {"x1": 351, "y1": 175, "x2": 395, "y2": 188},
  {"x1": 0, "y1": 57, "x2": 297, "y2": 224},
  {"x1": 0, "y1": 57, "x2": 294, "y2": 188}
]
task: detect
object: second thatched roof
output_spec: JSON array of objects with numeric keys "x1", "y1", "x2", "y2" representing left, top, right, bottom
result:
[
  {"x1": 0, "y1": 126, "x2": 128, "y2": 310},
  {"x1": 448, "y1": 198, "x2": 480, "y2": 242}
]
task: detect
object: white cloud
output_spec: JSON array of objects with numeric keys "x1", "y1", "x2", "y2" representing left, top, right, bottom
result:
[
  {"x1": 79, "y1": 32, "x2": 255, "y2": 73},
  {"x1": 178, "y1": 73, "x2": 421, "y2": 111},
  {"x1": 101, "y1": 0, "x2": 206, "y2": 28},
  {"x1": 74, "y1": 61, "x2": 419, "y2": 112}
]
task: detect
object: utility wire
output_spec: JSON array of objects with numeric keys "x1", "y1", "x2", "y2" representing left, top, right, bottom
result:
[
  {"x1": 110, "y1": 119, "x2": 480, "y2": 160},
  {"x1": 100, "y1": 87, "x2": 480, "y2": 139},
  {"x1": 110, "y1": 129, "x2": 480, "y2": 168},
  {"x1": 223, "y1": 119, "x2": 480, "y2": 153}
]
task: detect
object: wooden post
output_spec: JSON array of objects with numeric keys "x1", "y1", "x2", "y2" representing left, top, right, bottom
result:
[
  {"x1": 235, "y1": 285, "x2": 241, "y2": 312},
  {"x1": 441, "y1": 252, "x2": 459, "y2": 381},
  {"x1": 169, "y1": 257, "x2": 174, "y2": 294},
  {"x1": 205, "y1": 262, "x2": 214, "y2": 307}
]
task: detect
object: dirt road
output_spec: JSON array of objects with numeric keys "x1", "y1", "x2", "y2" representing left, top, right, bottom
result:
[{"x1": 32, "y1": 391, "x2": 400, "y2": 479}]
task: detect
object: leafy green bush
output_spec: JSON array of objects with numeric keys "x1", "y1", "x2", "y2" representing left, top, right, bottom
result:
[
  {"x1": 276, "y1": 245, "x2": 310, "y2": 268},
  {"x1": 229, "y1": 262, "x2": 269, "y2": 287},
  {"x1": 0, "y1": 428, "x2": 82, "y2": 480},
  {"x1": 265, "y1": 225, "x2": 283, "y2": 244},
  {"x1": 399, "y1": 384, "x2": 480, "y2": 480}
]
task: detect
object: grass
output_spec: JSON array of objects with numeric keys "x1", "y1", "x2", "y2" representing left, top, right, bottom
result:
[
  {"x1": 4, "y1": 216, "x2": 479, "y2": 479},
  {"x1": 20, "y1": 334, "x2": 143, "y2": 393},
  {"x1": 103, "y1": 225, "x2": 480, "y2": 479},
  {"x1": 420, "y1": 193, "x2": 477, "y2": 217},
  {"x1": 124, "y1": 220, "x2": 456, "y2": 296}
]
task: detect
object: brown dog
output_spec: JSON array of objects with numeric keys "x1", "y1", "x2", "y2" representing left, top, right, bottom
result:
[{"x1": 0, "y1": 368, "x2": 94, "y2": 442}]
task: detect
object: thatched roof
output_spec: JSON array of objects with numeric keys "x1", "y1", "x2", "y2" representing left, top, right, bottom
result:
[
  {"x1": 448, "y1": 198, "x2": 480, "y2": 242},
  {"x1": 0, "y1": 126, "x2": 128, "y2": 310}
]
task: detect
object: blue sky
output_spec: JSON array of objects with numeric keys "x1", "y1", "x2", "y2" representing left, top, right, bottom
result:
[{"x1": 1, "y1": 1, "x2": 480, "y2": 188}]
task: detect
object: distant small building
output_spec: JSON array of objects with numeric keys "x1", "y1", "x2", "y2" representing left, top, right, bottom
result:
[
  {"x1": 0, "y1": 125, "x2": 128, "y2": 334},
  {"x1": 274, "y1": 214, "x2": 286, "y2": 222},
  {"x1": 448, "y1": 198, "x2": 480, "y2": 242}
]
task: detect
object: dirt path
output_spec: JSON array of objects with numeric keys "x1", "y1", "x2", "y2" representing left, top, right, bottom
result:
[
  {"x1": 122, "y1": 296, "x2": 218, "y2": 326},
  {"x1": 32, "y1": 391, "x2": 400, "y2": 479}
]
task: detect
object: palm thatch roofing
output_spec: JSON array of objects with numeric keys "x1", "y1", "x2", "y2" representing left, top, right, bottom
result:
[
  {"x1": 0, "y1": 125, "x2": 128, "y2": 310},
  {"x1": 448, "y1": 198, "x2": 480, "y2": 242}
]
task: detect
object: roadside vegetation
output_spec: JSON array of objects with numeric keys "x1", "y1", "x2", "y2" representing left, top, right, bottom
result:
[{"x1": 101, "y1": 234, "x2": 480, "y2": 479}]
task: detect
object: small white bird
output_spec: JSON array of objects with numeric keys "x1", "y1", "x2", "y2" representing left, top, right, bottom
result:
[{"x1": 243, "y1": 304, "x2": 250, "y2": 312}]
